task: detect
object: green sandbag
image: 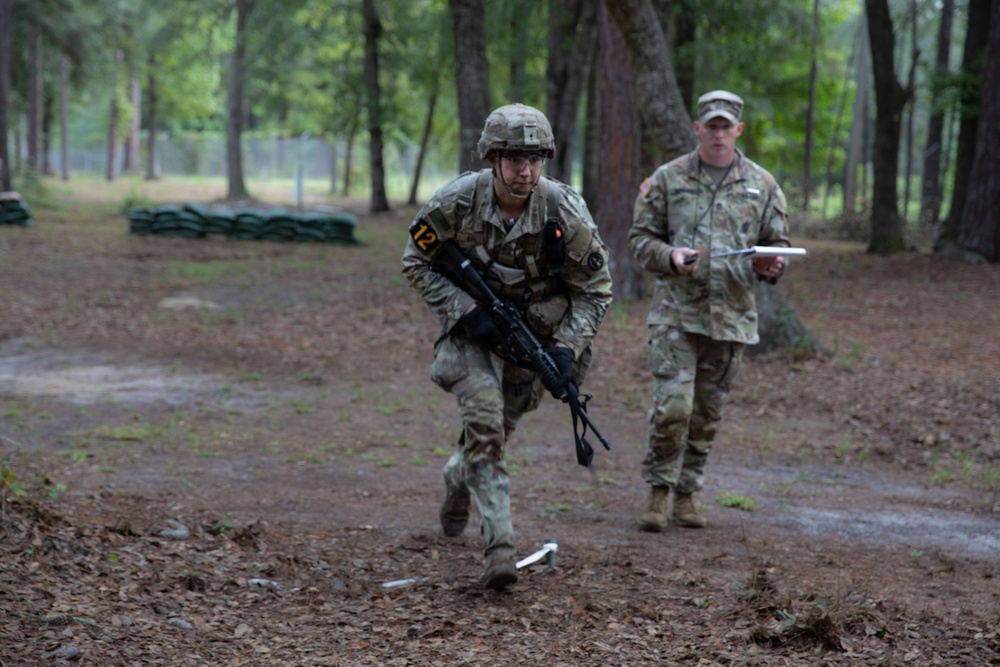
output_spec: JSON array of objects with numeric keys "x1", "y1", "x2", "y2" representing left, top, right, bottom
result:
[{"x1": 183, "y1": 203, "x2": 210, "y2": 221}]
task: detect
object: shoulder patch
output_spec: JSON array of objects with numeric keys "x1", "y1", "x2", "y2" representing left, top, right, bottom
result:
[
  {"x1": 639, "y1": 178, "x2": 652, "y2": 196},
  {"x1": 587, "y1": 251, "x2": 605, "y2": 271}
]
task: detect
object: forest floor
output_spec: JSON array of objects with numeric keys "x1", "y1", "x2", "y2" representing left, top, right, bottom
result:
[{"x1": 0, "y1": 183, "x2": 998, "y2": 666}]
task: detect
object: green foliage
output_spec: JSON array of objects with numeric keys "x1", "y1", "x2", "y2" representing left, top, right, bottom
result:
[
  {"x1": 19, "y1": 0, "x2": 969, "y2": 220},
  {"x1": 122, "y1": 188, "x2": 156, "y2": 212},
  {"x1": 1, "y1": 459, "x2": 27, "y2": 499},
  {"x1": 717, "y1": 492, "x2": 757, "y2": 511},
  {"x1": 210, "y1": 518, "x2": 236, "y2": 535},
  {"x1": 539, "y1": 502, "x2": 572, "y2": 521}
]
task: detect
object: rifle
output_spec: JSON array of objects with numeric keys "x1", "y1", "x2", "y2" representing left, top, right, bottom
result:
[{"x1": 433, "y1": 239, "x2": 612, "y2": 468}]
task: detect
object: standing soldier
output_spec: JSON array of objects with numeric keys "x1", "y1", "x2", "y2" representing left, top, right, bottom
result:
[
  {"x1": 402, "y1": 103, "x2": 613, "y2": 589},
  {"x1": 629, "y1": 91, "x2": 790, "y2": 532}
]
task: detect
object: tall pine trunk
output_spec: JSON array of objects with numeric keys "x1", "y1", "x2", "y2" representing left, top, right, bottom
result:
[
  {"x1": 60, "y1": 57, "x2": 69, "y2": 180},
  {"x1": 0, "y1": 0, "x2": 10, "y2": 191},
  {"x1": 123, "y1": 79, "x2": 141, "y2": 174},
  {"x1": 604, "y1": 0, "x2": 693, "y2": 163},
  {"x1": 953, "y1": 3, "x2": 1000, "y2": 262},
  {"x1": 546, "y1": 0, "x2": 599, "y2": 184},
  {"x1": 226, "y1": 0, "x2": 253, "y2": 200},
  {"x1": 843, "y1": 18, "x2": 869, "y2": 216},
  {"x1": 106, "y1": 50, "x2": 122, "y2": 182},
  {"x1": 803, "y1": 0, "x2": 820, "y2": 212},
  {"x1": 919, "y1": 0, "x2": 954, "y2": 228},
  {"x1": 595, "y1": 4, "x2": 644, "y2": 300},
  {"x1": 27, "y1": 27, "x2": 42, "y2": 174},
  {"x1": 864, "y1": 0, "x2": 907, "y2": 254},
  {"x1": 408, "y1": 85, "x2": 437, "y2": 206},
  {"x1": 935, "y1": 0, "x2": 992, "y2": 251},
  {"x1": 363, "y1": 0, "x2": 389, "y2": 212},
  {"x1": 901, "y1": 0, "x2": 919, "y2": 220},
  {"x1": 146, "y1": 57, "x2": 158, "y2": 181},
  {"x1": 449, "y1": 0, "x2": 491, "y2": 174}
]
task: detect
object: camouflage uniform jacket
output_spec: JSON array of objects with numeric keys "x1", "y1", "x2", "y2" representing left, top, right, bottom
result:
[
  {"x1": 628, "y1": 148, "x2": 789, "y2": 345},
  {"x1": 402, "y1": 169, "x2": 613, "y2": 360}
]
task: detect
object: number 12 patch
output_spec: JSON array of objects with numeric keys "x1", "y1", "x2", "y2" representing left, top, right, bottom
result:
[{"x1": 410, "y1": 220, "x2": 441, "y2": 254}]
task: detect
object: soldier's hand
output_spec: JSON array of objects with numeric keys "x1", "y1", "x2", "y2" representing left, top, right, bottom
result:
[
  {"x1": 752, "y1": 256, "x2": 785, "y2": 282},
  {"x1": 545, "y1": 346, "x2": 576, "y2": 390},
  {"x1": 458, "y1": 305, "x2": 501, "y2": 345},
  {"x1": 671, "y1": 247, "x2": 699, "y2": 275}
]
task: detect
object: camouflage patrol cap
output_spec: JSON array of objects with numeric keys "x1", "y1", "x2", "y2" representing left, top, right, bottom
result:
[
  {"x1": 477, "y1": 103, "x2": 556, "y2": 160},
  {"x1": 697, "y1": 90, "x2": 744, "y2": 124}
]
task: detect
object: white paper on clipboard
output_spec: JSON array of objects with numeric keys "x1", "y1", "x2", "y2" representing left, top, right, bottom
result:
[{"x1": 712, "y1": 246, "x2": 808, "y2": 259}]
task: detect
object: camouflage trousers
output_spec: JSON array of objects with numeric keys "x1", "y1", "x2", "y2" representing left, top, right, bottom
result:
[
  {"x1": 641, "y1": 325, "x2": 744, "y2": 494},
  {"x1": 432, "y1": 334, "x2": 590, "y2": 558}
]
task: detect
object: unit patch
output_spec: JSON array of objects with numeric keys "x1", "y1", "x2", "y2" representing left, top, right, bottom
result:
[
  {"x1": 639, "y1": 178, "x2": 652, "y2": 196},
  {"x1": 587, "y1": 252, "x2": 605, "y2": 271}
]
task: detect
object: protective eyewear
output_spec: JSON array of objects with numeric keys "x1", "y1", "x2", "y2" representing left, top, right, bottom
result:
[{"x1": 500, "y1": 153, "x2": 545, "y2": 170}]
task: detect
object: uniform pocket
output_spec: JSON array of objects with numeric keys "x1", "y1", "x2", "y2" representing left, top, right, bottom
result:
[
  {"x1": 430, "y1": 337, "x2": 469, "y2": 392},
  {"x1": 525, "y1": 294, "x2": 569, "y2": 339}
]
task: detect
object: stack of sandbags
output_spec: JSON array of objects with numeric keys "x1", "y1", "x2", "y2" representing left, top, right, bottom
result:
[
  {"x1": 125, "y1": 203, "x2": 361, "y2": 245},
  {"x1": 232, "y1": 210, "x2": 266, "y2": 240},
  {"x1": 199, "y1": 206, "x2": 236, "y2": 236},
  {"x1": 149, "y1": 204, "x2": 205, "y2": 238},
  {"x1": 0, "y1": 192, "x2": 33, "y2": 227}
]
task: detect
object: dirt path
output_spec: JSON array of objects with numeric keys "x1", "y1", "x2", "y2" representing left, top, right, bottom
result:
[{"x1": 1, "y1": 208, "x2": 998, "y2": 666}]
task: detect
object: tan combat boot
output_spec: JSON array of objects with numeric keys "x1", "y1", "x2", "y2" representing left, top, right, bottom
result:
[
  {"x1": 637, "y1": 485, "x2": 671, "y2": 532},
  {"x1": 671, "y1": 491, "x2": 707, "y2": 528},
  {"x1": 481, "y1": 553, "x2": 518, "y2": 590},
  {"x1": 439, "y1": 483, "x2": 471, "y2": 537}
]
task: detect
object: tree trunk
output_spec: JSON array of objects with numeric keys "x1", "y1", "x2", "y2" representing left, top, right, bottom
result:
[
  {"x1": 123, "y1": 78, "x2": 141, "y2": 174},
  {"x1": 226, "y1": 0, "x2": 254, "y2": 201},
  {"x1": 449, "y1": 0, "x2": 491, "y2": 174},
  {"x1": 603, "y1": 0, "x2": 693, "y2": 164},
  {"x1": 328, "y1": 137, "x2": 338, "y2": 195},
  {"x1": 657, "y1": 0, "x2": 696, "y2": 113},
  {"x1": 864, "y1": 0, "x2": 907, "y2": 254},
  {"x1": 581, "y1": 44, "x2": 600, "y2": 209},
  {"x1": 146, "y1": 56, "x2": 158, "y2": 181},
  {"x1": 901, "y1": 0, "x2": 919, "y2": 220},
  {"x1": 594, "y1": 5, "x2": 645, "y2": 301},
  {"x1": 843, "y1": 18, "x2": 869, "y2": 215},
  {"x1": 408, "y1": 84, "x2": 438, "y2": 206},
  {"x1": 546, "y1": 0, "x2": 599, "y2": 183},
  {"x1": 918, "y1": 0, "x2": 954, "y2": 228},
  {"x1": 60, "y1": 56, "x2": 69, "y2": 181},
  {"x1": 803, "y1": 0, "x2": 820, "y2": 211},
  {"x1": 952, "y1": 3, "x2": 1000, "y2": 263},
  {"x1": 935, "y1": 0, "x2": 992, "y2": 251},
  {"x1": 746, "y1": 282, "x2": 819, "y2": 359},
  {"x1": 106, "y1": 50, "x2": 122, "y2": 182},
  {"x1": 0, "y1": 0, "x2": 10, "y2": 191},
  {"x1": 27, "y1": 27, "x2": 42, "y2": 174},
  {"x1": 821, "y1": 33, "x2": 857, "y2": 220},
  {"x1": 342, "y1": 113, "x2": 358, "y2": 197},
  {"x1": 41, "y1": 83, "x2": 53, "y2": 175},
  {"x1": 506, "y1": 1, "x2": 530, "y2": 102},
  {"x1": 363, "y1": 0, "x2": 389, "y2": 213}
]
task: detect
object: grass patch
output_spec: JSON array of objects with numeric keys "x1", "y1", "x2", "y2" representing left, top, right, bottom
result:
[
  {"x1": 89, "y1": 423, "x2": 163, "y2": 442},
  {"x1": 717, "y1": 492, "x2": 757, "y2": 511},
  {"x1": 169, "y1": 259, "x2": 256, "y2": 285}
]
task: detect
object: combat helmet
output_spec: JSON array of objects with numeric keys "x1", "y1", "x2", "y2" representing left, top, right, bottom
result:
[{"x1": 477, "y1": 103, "x2": 555, "y2": 160}]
